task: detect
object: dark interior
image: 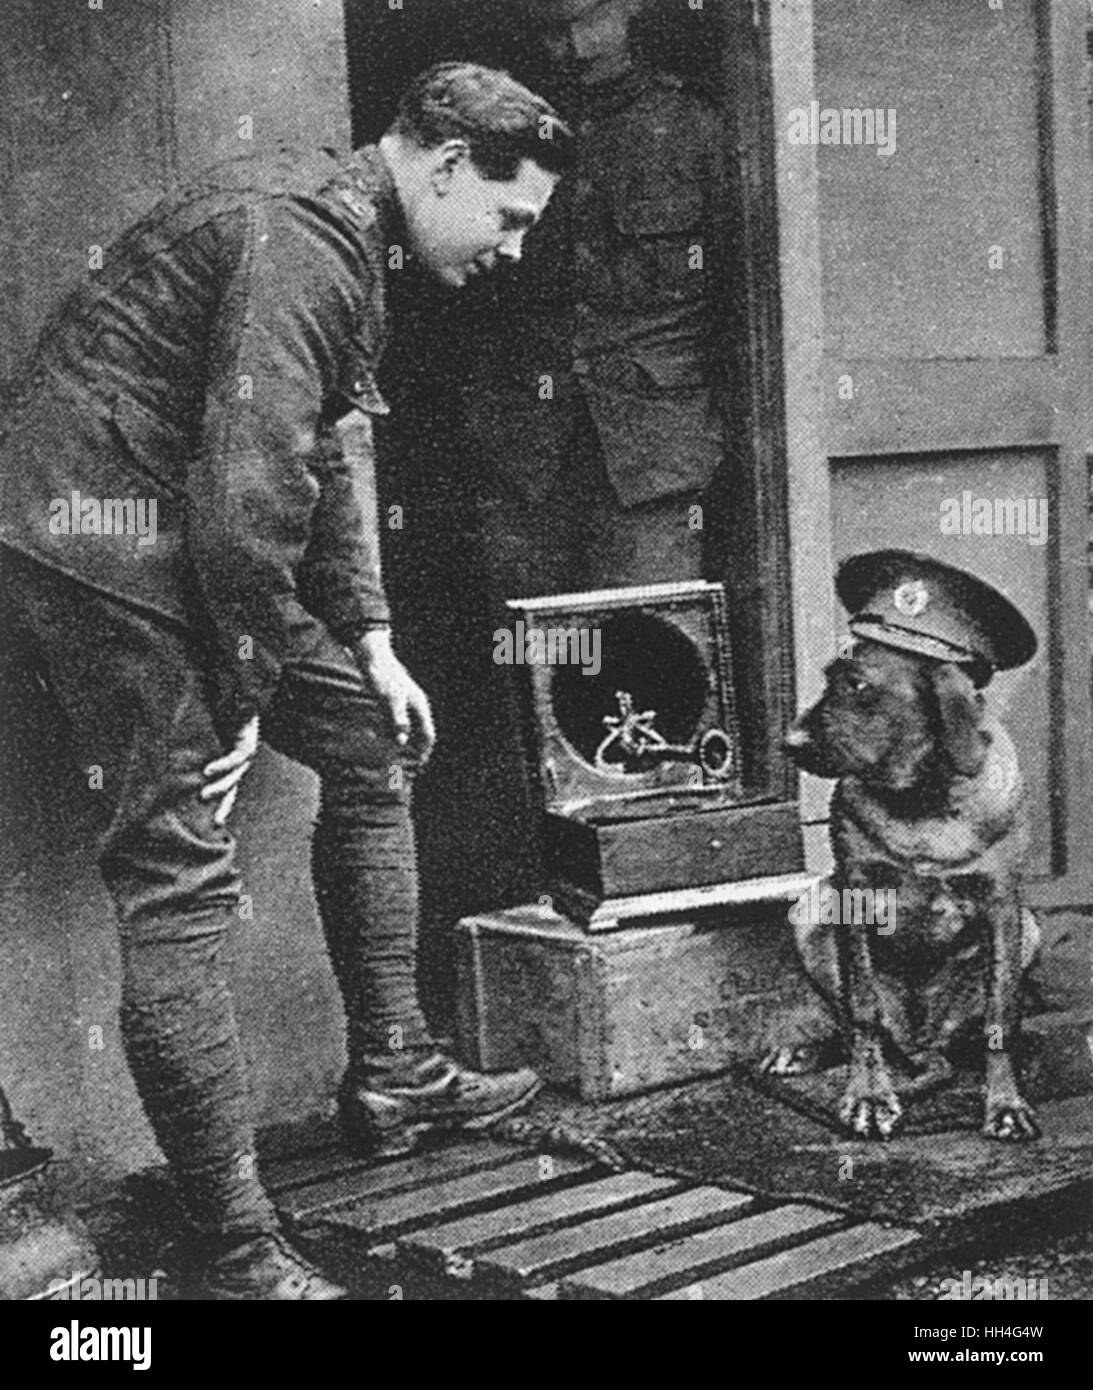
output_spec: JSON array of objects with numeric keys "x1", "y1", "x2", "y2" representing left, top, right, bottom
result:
[{"x1": 550, "y1": 611, "x2": 713, "y2": 770}]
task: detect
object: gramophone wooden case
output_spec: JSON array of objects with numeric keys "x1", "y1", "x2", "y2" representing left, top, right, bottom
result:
[{"x1": 506, "y1": 581, "x2": 805, "y2": 929}]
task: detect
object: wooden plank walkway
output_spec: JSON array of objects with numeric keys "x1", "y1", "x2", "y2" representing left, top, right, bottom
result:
[
  {"x1": 266, "y1": 1138, "x2": 926, "y2": 1300},
  {"x1": 84, "y1": 1090, "x2": 1089, "y2": 1300}
]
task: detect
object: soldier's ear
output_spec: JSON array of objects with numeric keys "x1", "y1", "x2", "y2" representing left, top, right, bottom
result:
[
  {"x1": 429, "y1": 140, "x2": 471, "y2": 196},
  {"x1": 930, "y1": 662, "x2": 987, "y2": 777}
]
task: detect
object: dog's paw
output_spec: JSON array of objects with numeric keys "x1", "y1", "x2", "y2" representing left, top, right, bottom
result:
[
  {"x1": 983, "y1": 1096, "x2": 1041, "y2": 1142},
  {"x1": 839, "y1": 1086, "x2": 903, "y2": 1141},
  {"x1": 759, "y1": 1043, "x2": 822, "y2": 1077}
]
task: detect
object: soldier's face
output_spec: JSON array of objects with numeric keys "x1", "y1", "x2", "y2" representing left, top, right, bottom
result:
[
  {"x1": 541, "y1": 0, "x2": 637, "y2": 86},
  {"x1": 411, "y1": 146, "x2": 558, "y2": 290}
]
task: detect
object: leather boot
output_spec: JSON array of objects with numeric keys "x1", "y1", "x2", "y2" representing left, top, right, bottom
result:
[
  {"x1": 339, "y1": 1054, "x2": 542, "y2": 1159},
  {"x1": 190, "y1": 1233, "x2": 346, "y2": 1301}
]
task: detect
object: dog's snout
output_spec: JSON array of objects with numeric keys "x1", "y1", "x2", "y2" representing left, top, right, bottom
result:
[{"x1": 782, "y1": 710, "x2": 833, "y2": 776}]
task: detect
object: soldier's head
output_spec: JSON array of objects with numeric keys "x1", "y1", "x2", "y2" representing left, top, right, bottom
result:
[
  {"x1": 381, "y1": 63, "x2": 574, "y2": 290},
  {"x1": 531, "y1": 0, "x2": 645, "y2": 86}
]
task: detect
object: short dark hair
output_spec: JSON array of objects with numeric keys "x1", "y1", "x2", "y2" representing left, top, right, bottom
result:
[{"x1": 389, "y1": 62, "x2": 575, "y2": 181}]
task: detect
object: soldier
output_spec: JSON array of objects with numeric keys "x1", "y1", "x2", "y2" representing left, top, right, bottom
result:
[
  {"x1": 439, "y1": 0, "x2": 725, "y2": 915},
  {"x1": 0, "y1": 64, "x2": 572, "y2": 1299},
  {"x1": 463, "y1": 0, "x2": 726, "y2": 595}
]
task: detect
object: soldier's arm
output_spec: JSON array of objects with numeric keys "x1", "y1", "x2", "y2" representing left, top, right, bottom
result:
[
  {"x1": 188, "y1": 197, "x2": 387, "y2": 732},
  {"x1": 295, "y1": 404, "x2": 391, "y2": 643}
]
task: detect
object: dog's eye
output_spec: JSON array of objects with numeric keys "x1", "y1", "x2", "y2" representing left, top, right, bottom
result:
[{"x1": 846, "y1": 675, "x2": 870, "y2": 695}]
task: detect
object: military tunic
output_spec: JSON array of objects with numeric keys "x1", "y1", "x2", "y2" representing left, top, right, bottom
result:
[{"x1": 0, "y1": 148, "x2": 397, "y2": 731}]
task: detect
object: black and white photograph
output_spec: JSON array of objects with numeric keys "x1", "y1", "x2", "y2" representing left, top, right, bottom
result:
[{"x1": 0, "y1": 0, "x2": 1088, "y2": 1346}]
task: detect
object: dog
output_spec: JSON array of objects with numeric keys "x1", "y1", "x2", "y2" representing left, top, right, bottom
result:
[{"x1": 766, "y1": 553, "x2": 1041, "y2": 1143}]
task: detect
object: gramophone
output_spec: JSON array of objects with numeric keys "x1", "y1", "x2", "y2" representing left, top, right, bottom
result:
[{"x1": 507, "y1": 580, "x2": 805, "y2": 928}]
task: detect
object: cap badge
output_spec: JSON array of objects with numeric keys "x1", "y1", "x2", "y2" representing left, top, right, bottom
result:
[{"x1": 893, "y1": 580, "x2": 929, "y2": 618}]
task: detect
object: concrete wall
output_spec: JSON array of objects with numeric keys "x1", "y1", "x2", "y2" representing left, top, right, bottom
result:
[{"x1": 0, "y1": 0, "x2": 353, "y2": 1186}]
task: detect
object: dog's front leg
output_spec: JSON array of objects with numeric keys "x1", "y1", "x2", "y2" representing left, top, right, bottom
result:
[
  {"x1": 983, "y1": 876, "x2": 1040, "y2": 1141},
  {"x1": 839, "y1": 907, "x2": 902, "y2": 1140}
]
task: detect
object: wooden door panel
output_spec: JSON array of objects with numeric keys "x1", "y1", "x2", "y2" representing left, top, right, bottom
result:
[
  {"x1": 815, "y1": 0, "x2": 1050, "y2": 361},
  {"x1": 825, "y1": 360, "x2": 1061, "y2": 457}
]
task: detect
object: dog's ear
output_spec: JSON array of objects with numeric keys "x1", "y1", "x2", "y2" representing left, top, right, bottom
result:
[{"x1": 930, "y1": 663, "x2": 988, "y2": 777}]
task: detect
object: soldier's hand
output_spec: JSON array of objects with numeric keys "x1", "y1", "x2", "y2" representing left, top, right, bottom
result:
[
  {"x1": 201, "y1": 714, "x2": 260, "y2": 825},
  {"x1": 353, "y1": 630, "x2": 436, "y2": 766}
]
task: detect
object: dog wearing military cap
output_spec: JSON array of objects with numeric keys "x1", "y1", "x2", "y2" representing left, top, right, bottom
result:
[{"x1": 768, "y1": 550, "x2": 1042, "y2": 1142}]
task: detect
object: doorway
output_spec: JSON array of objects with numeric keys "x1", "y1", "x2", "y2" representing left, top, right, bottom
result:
[{"x1": 341, "y1": 0, "x2": 799, "y2": 1025}]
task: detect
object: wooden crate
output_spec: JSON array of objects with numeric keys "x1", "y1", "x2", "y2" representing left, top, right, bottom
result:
[{"x1": 454, "y1": 901, "x2": 814, "y2": 1100}]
